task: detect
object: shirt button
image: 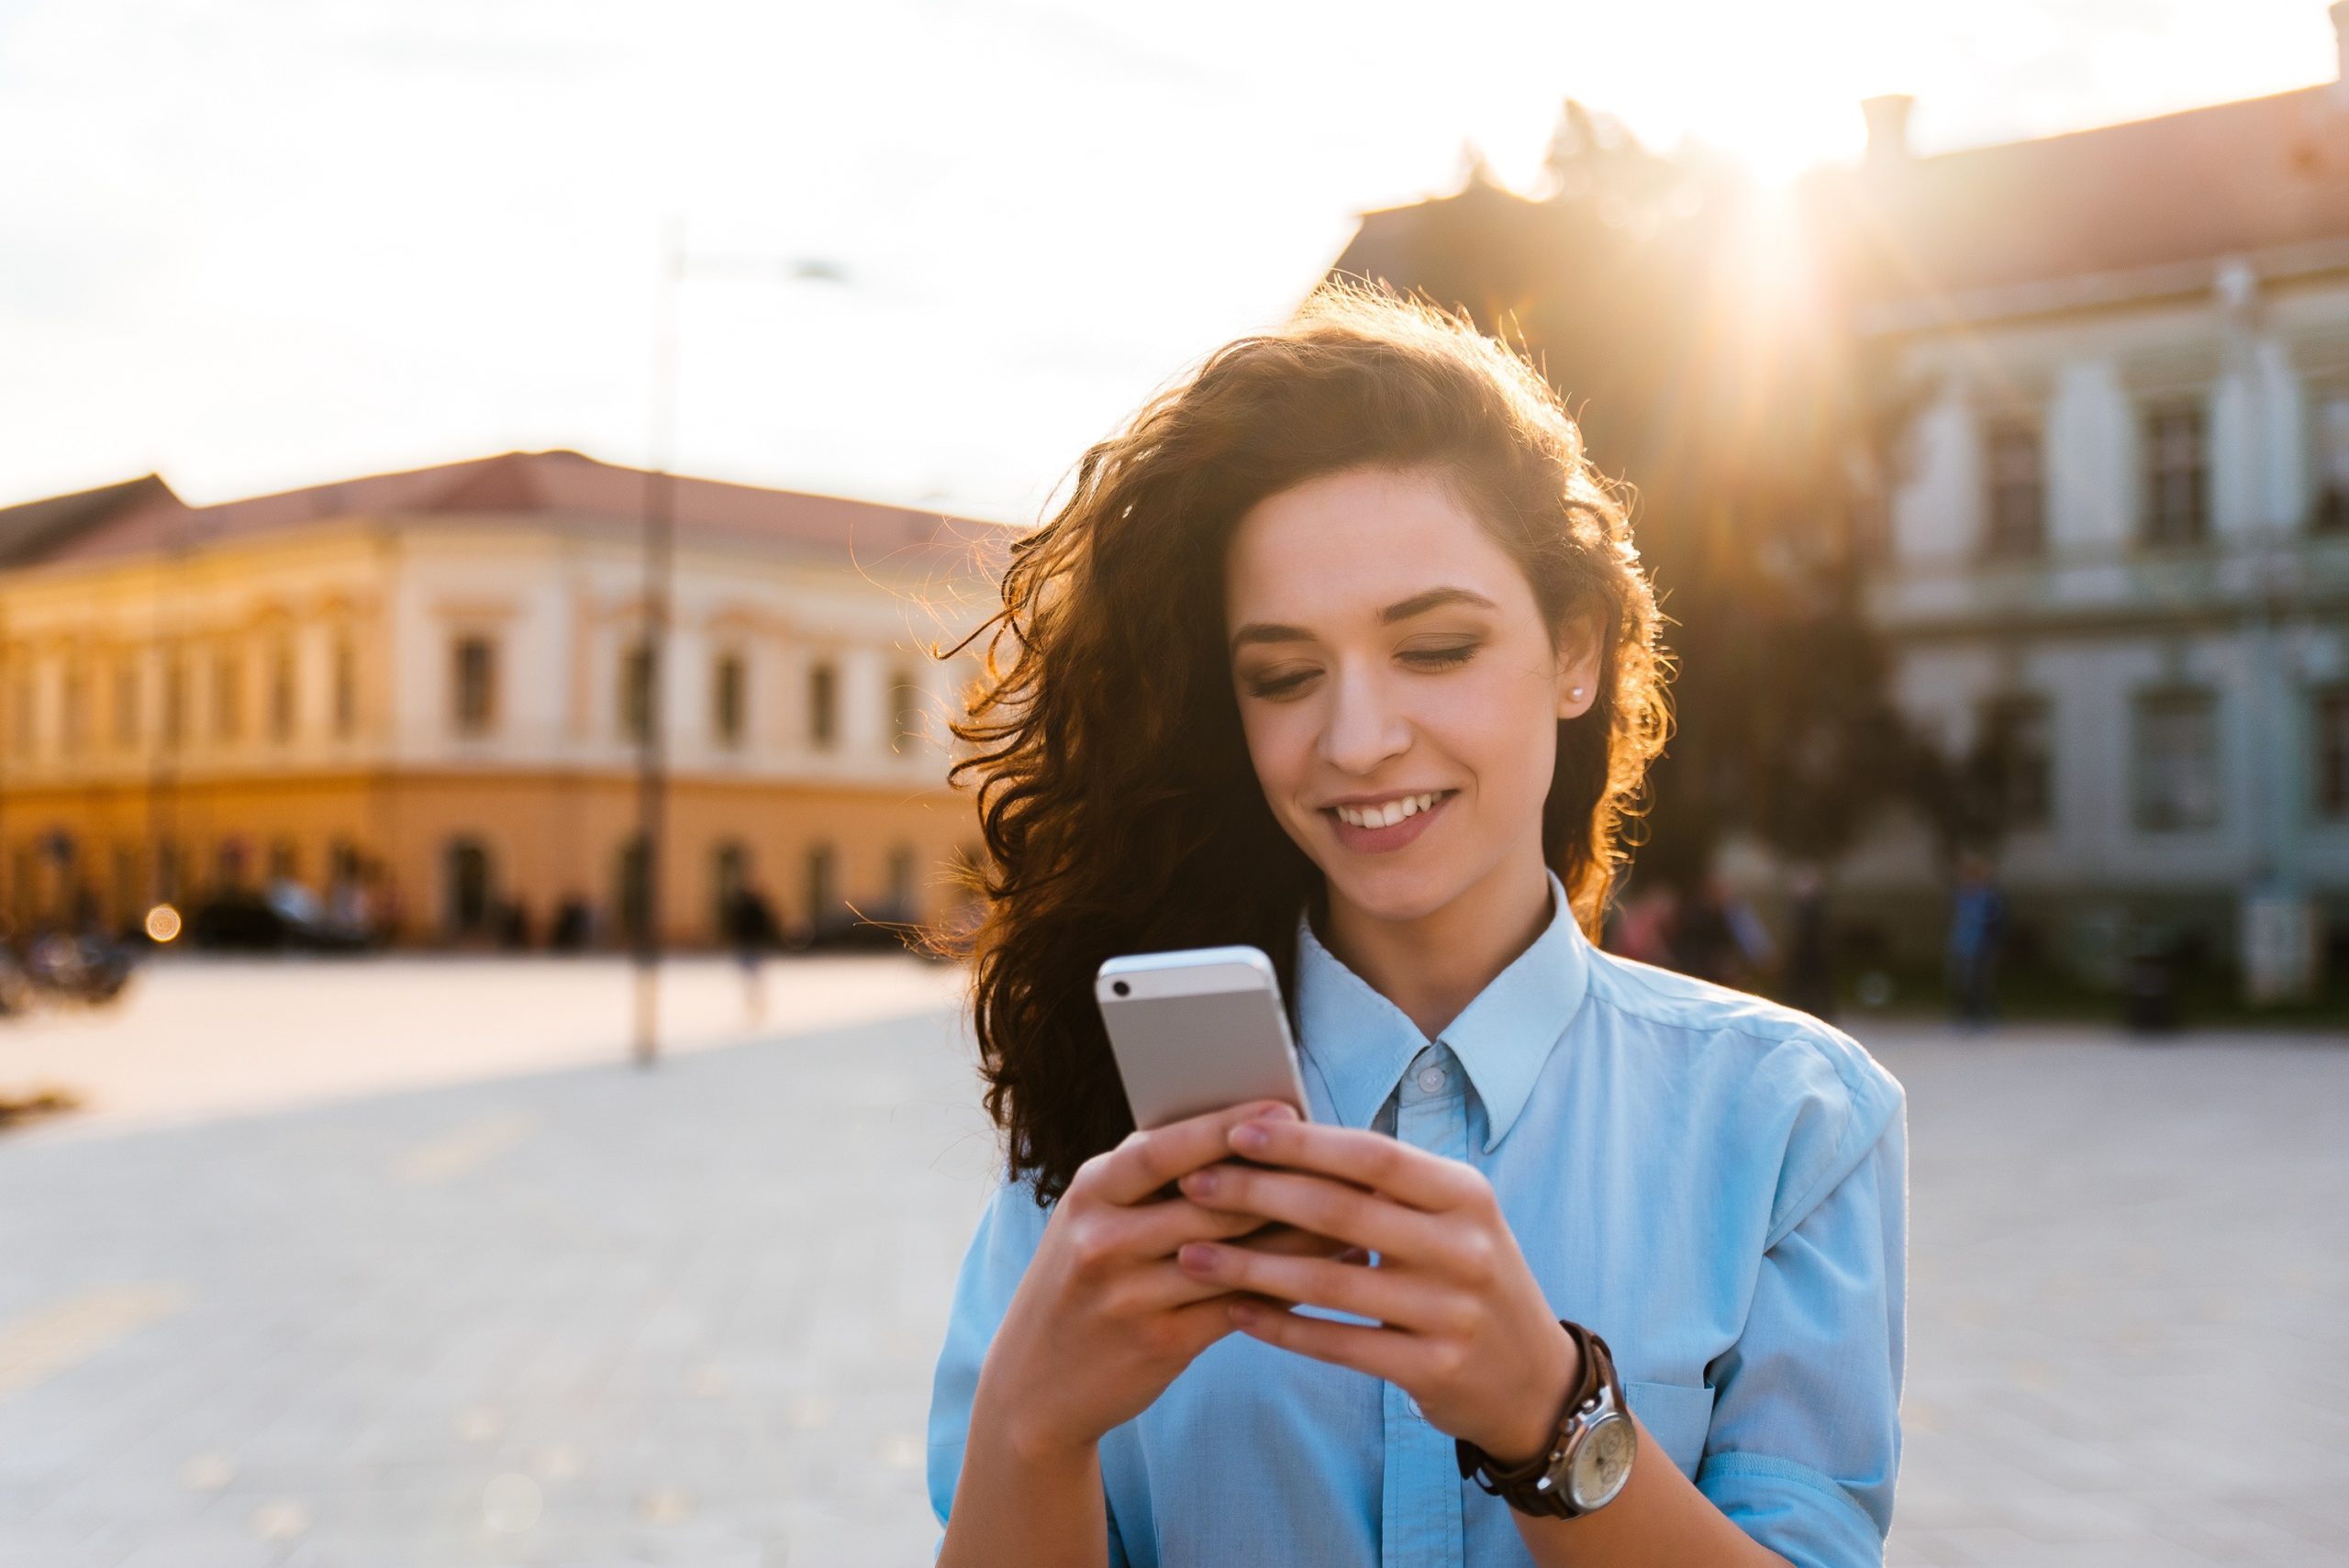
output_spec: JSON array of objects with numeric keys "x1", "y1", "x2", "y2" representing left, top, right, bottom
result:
[
  {"x1": 1406, "y1": 1395, "x2": 1425, "y2": 1421},
  {"x1": 1415, "y1": 1065, "x2": 1447, "y2": 1095}
]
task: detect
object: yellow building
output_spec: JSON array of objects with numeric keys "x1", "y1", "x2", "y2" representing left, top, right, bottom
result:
[{"x1": 0, "y1": 451, "x2": 1002, "y2": 947}]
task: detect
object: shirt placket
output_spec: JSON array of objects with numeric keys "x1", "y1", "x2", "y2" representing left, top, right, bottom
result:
[{"x1": 1382, "y1": 1041, "x2": 1467, "y2": 1568}]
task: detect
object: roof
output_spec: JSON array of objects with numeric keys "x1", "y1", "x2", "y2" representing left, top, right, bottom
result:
[
  {"x1": 0, "y1": 474, "x2": 179, "y2": 568},
  {"x1": 1809, "y1": 83, "x2": 2349, "y2": 322},
  {"x1": 0, "y1": 450, "x2": 1011, "y2": 573}
]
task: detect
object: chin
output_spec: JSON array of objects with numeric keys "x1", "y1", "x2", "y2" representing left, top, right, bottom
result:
[{"x1": 1316, "y1": 861, "x2": 1468, "y2": 927}]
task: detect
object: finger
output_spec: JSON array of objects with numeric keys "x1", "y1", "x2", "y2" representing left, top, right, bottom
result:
[
  {"x1": 1229, "y1": 1222, "x2": 1361, "y2": 1261},
  {"x1": 1224, "y1": 1300, "x2": 1428, "y2": 1385},
  {"x1": 1085, "y1": 1101, "x2": 1300, "y2": 1207},
  {"x1": 1112, "y1": 1195, "x2": 1288, "y2": 1260},
  {"x1": 1176, "y1": 1164, "x2": 1460, "y2": 1265},
  {"x1": 1225, "y1": 1118, "x2": 1485, "y2": 1212},
  {"x1": 1101, "y1": 1258, "x2": 1255, "y2": 1316},
  {"x1": 1176, "y1": 1240, "x2": 1462, "y2": 1334},
  {"x1": 1158, "y1": 1290, "x2": 1290, "y2": 1361}
]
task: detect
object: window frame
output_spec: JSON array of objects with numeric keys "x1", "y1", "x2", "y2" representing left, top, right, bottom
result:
[
  {"x1": 451, "y1": 633, "x2": 499, "y2": 739},
  {"x1": 1981, "y1": 417, "x2": 2046, "y2": 560},
  {"x1": 712, "y1": 650, "x2": 748, "y2": 750},
  {"x1": 2131, "y1": 685, "x2": 2221, "y2": 833},
  {"x1": 2140, "y1": 399, "x2": 2210, "y2": 550},
  {"x1": 2315, "y1": 685, "x2": 2349, "y2": 822}
]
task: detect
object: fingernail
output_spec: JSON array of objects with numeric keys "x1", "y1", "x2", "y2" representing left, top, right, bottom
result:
[
  {"x1": 1230, "y1": 1122, "x2": 1269, "y2": 1153},
  {"x1": 1182, "y1": 1168, "x2": 1219, "y2": 1197},
  {"x1": 1178, "y1": 1243, "x2": 1218, "y2": 1273},
  {"x1": 1228, "y1": 1301, "x2": 1259, "y2": 1326},
  {"x1": 1251, "y1": 1102, "x2": 1298, "y2": 1121}
]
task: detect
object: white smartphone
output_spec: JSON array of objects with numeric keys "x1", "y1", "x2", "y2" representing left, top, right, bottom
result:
[{"x1": 1095, "y1": 945, "x2": 1312, "y2": 1129}]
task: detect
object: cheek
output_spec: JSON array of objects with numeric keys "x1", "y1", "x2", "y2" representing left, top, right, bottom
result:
[
  {"x1": 1420, "y1": 665, "x2": 1558, "y2": 805},
  {"x1": 1235, "y1": 698, "x2": 1312, "y2": 800}
]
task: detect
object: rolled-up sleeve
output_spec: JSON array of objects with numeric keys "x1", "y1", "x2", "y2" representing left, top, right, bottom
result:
[{"x1": 1698, "y1": 1048, "x2": 1908, "y2": 1568}]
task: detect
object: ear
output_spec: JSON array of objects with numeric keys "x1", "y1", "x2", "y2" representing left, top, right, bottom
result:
[{"x1": 1554, "y1": 615, "x2": 1604, "y2": 721}]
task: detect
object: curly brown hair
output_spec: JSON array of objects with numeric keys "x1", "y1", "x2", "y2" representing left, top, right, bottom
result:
[{"x1": 945, "y1": 282, "x2": 1669, "y2": 1201}]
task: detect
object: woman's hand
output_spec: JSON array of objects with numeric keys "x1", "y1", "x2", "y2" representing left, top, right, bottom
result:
[
  {"x1": 969, "y1": 1099, "x2": 1305, "y2": 1463},
  {"x1": 1171, "y1": 1117, "x2": 1582, "y2": 1467}
]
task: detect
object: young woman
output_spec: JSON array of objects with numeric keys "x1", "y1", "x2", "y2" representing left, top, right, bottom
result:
[{"x1": 927, "y1": 284, "x2": 1906, "y2": 1567}]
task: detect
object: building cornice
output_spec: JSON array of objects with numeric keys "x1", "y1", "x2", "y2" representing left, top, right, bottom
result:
[{"x1": 1854, "y1": 236, "x2": 2349, "y2": 339}]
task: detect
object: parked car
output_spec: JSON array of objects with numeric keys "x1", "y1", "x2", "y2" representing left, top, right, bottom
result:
[{"x1": 185, "y1": 883, "x2": 372, "y2": 952}]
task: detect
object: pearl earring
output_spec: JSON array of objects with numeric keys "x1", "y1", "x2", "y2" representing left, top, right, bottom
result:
[{"x1": 1570, "y1": 685, "x2": 1586, "y2": 702}]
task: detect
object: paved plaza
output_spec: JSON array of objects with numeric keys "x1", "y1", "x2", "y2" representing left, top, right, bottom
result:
[{"x1": 0, "y1": 955, "x2": 2343, "y2": 1566}]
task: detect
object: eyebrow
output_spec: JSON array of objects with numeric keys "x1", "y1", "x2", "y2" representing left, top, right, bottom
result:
[{"x1": 1229, "y1": 586, "x2": 1498, "y2": 651}]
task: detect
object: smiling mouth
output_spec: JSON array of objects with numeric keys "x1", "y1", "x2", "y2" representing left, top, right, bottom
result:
[{"x1": 1325, "y1": 790, "x2": 1455, "y2": 830}]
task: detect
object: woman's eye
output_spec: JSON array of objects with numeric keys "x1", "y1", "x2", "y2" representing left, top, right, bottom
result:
[
  {"x1": 1243, "y1": 668, "x2": 1318, "y2": 699},
  {"x1": 1402, "y1": 642, "x2": 1478, "y2": 670}
]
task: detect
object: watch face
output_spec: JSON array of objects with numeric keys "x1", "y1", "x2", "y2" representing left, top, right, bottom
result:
[{"x1": 1568, "y1": 1412, "x2": 1635, "y2": 1510}]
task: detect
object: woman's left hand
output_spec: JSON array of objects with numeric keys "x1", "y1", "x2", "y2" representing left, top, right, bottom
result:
[{"x1": 1174, "y1": 1117, "x2": 1582, "y2": 1467}]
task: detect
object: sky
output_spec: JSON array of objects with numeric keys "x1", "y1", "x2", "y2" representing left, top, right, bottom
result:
[{"x1": 1, "y1": 0, "x2": 2341, "y2": 524}]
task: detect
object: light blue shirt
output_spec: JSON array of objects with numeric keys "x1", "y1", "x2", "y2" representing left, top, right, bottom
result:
[{"x1": 929, "y1": 871, "x2": 1907, "y2": 1567}]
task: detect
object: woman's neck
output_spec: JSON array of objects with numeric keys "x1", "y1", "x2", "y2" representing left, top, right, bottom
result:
[{"x1": 1319, "y1": 846, "x2": 1555, "y2": 1042}]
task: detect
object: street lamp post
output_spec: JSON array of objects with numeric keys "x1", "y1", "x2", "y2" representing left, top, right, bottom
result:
[{"x1": 630, "y1": 225, "x2": 847, "y2": 1068}]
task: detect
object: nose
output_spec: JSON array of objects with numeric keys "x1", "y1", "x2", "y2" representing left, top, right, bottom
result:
[{"x1": 1319, "y1": 660, "x2": 1410, "y2": 776}]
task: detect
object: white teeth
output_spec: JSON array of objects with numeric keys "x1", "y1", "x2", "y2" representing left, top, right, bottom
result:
[{"x1": 1334, "y1": 792, "x2": 1442, "y2": 829}]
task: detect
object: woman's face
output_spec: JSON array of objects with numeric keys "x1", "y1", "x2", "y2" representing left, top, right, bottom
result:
[{"x1": 1224, "y1": 465, "x2": 1599, "y2": 927}]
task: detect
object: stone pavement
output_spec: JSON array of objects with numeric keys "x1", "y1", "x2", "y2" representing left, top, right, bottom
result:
[{"x1": 0, "y1": 958, "x2": 2343, "y2": 1565}]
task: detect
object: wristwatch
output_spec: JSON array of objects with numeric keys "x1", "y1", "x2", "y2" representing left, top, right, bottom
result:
[{"x1": 1456, "y1": 1319, "x2": 1637, "y2": 1518}]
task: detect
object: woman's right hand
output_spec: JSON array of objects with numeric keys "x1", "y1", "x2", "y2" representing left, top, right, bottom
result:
[{"x1": 971, "y1": 1098, "x2": 1304, "y2": 1462}]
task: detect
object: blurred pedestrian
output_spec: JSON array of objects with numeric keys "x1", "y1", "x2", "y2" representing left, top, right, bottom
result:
[
  {"x1": 549, "y1": 894, "x2": 593, "y2": 952},
  {"x1": 1782, "y1": 865, "x2": 1836, "y2": 1021},
  {"x1": 1946, "y1": 851, "x2": 2005, "y2": 1030},
  {"x1": 722, "y1": 878, "x2": 780, "y2": 1024},
  {"x1": 1609, "y1": 882, "x2": 1681, "y2": 969},
  {"x1": 1676, "y1": 873, "x2": 1775, "y2": 992}
]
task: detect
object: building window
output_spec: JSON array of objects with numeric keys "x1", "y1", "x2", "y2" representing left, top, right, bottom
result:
[
  {"x1": 808, "y1": 660, "x2": 839, "y2": 750},
  {"x1": 804, "y1": 841, "x2": 837, "y2": 934},
  {"x1": 451, "y1": 635, "x2": 497, "y2": 737},
  {"x1": 213, "y1": 649, "x2": 241, "y2": 741},
  {"x1": 619, "y1": 640, "x2": 656, "y2": 745},
  {"x1": 331, "y1": 635, "x2": 357, "y2": 738},
  {"x1": 113, "y1": 659, "x2": 139, "y2": 749},
  {"x1": 268, "y1": 637, "x2": 296, "y2": 741},
  {"x1": 162, "y1": 651, "x2": 186, "y2": 747},
  {"x1": 2316, "y1": 395, "x2": 2349, "y2": 534},
  {"x1": 2317, "y1": 687, "x2": 2349, "y2": 820},
  {"x1": 888, "y1": 667, "x2": 923, "y2": 753},
  {"x1": 267, "y1": 839, "x2": 299, "y2": 884},
  {"x1": 60, "y1": 656, "x2": 84, "y2": 756},
  {"x1": 1979, "y1": 695, "x2": 2053, "y2": 829},
  {"x1": 885, "y1": 843, "x2": 917, "y2": 916},
  {"x1": 2142, "y1": 403, "x2": 2208, "y2": 547},
  {"x1": 1983, "y1": 419, "x2": 2044, "y2": 558},
  {"x1": 2132, "y1": 689, "x2": 2219, "y2": 832},
  {"x1": 712, "y1": 652, "x2": 747, "y2": 749},
  {"x1": 445, "y1": 837, "x2": 494, "y2": 934}
]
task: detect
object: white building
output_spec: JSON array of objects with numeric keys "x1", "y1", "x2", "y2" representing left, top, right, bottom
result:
[{"x1": 1820, "y1": 8, "x2": 2349, "y2": 992}]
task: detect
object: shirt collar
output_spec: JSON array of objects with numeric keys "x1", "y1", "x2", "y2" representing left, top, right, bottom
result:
[{"x1": 1293, "y1": 868, "x2": 1591, "y2": 1152}]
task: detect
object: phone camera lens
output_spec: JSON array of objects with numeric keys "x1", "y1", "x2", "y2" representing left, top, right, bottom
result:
[{"x1": 1111, "y1": 980, "x2": 1130, "y2": 996}]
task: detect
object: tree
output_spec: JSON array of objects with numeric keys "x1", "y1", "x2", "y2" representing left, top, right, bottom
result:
[{"x1": 1325, "y1": 100, "x2": 1914, "y2": 891}]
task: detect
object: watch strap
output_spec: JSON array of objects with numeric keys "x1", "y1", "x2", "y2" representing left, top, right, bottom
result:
[{"x1": 1455, "y1": 1319, "x2": 1620, "y2": 1517}]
